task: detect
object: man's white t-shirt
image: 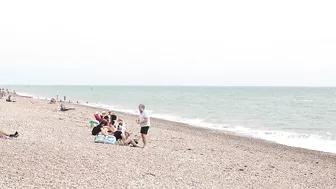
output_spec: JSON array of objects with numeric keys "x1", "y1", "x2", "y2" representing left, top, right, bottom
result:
[{"x1": 139, "y1": 110, "x2": 150, "y2": 127}]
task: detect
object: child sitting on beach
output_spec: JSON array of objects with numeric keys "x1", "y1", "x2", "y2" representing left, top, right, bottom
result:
[
  {"x1": 114, "y1": 125, "x2": 139, "y2": 147},
  {"x1": 117, "y1": 118, "x2": 131, "y2": 138}
]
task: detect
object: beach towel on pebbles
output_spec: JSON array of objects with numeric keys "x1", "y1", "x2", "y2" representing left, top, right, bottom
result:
[{"x1": 94, "y1": 134, "x2": 116, "y2": 144}]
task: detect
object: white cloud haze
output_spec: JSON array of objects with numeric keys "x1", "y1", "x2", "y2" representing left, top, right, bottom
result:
[{"x1": 0, "y1": 0, "x2": 335, "y2": 86}]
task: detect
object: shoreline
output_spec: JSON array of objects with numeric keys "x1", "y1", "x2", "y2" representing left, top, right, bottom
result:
[
  {"x1": 14, "y1": 92, "x2": 336, "y2": 156},
  {"x1": 30, "y1": 96, "x2": 336, "y2": 158},
  {"x1": 1, "y1": 96, "x2": 336, "y2": 188}
]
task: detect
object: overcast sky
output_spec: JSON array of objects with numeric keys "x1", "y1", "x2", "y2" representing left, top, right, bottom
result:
[{"x1": 0, "y1": 0, "x2": 335, "y2": 86}]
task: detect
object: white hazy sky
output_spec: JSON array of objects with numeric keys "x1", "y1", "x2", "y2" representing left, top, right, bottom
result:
[{"x1": 0, "y1": 0, "x2": 335, "y2": 86}]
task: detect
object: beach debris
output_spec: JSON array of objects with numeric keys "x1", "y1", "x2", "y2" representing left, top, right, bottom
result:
[
  {"x1": 145, "y1": 172, "x2": 156, "y2": 177},
  {"x1": 238, "y1": 169, "x2": 244, "y2": 171},
  {"x1": 187, "y1": 148, "x2": 192, "y2": 151}
]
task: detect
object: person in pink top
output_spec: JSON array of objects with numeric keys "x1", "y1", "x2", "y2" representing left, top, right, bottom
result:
[{"x1": 94, "y1": 111, "x2": 107, "y2": 122}]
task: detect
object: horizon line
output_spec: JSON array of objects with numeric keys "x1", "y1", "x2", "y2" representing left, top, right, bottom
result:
[{"x1": 1, "y1": 84, "x2": 336, "y2": 88}]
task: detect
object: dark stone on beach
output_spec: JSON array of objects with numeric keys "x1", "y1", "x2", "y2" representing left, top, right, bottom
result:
[
  {"x1": 316, "y1": 162, "x2": 319, "y2": 164},
  {"x1": 238, "y1": 169, "x2": 244, "y2": 171},
  {"x1": 244, "y1": 165, "x2": 247, "y2": 168},
  {"x1": 187, "y1": 148, "x2": 192, "y2": 151},
  {"x1": 145, "y1": 173, "x2": 156, "y2": 177},
  {"x1": 270, "y1": 165, "x2": 275, "y2": 169}
]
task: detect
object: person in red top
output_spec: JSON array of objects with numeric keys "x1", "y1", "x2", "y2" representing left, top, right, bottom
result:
[{"x1": 94, "y1": 111, "x2": 107, "y2": 122}]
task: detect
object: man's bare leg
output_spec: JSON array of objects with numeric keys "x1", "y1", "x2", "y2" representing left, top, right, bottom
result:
[
  {"x1": 124, "y1": 138, "x2": 139, "y2": 147},
  {"x1": 141, "y1": 133, "x2": 148, "y2": 148}
]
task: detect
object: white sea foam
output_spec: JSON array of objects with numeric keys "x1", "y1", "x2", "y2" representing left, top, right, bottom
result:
[
  {"x1": 16, "y1": 92, "x2": 34, "y2": 98},
  {"x1": 95, "y1": 106, "x2": 336, "y2": 154}
]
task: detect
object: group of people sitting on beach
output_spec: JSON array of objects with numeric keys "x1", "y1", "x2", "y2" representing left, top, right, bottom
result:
[{"x1": 91, "y1": 110, "x2": 140, "y2": 147}]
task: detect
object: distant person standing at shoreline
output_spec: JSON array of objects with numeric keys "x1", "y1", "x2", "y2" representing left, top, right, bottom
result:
[
  {"x1": 0, "y1": 89, "x2": 4, "y2": 98},
  {"x1": 137, "y1": 104, "x2": 150, "y2": 148}
]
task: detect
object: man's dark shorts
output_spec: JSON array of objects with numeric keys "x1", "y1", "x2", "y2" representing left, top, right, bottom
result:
[{"x1": 140, "y1": 126, "x2": 150, "y2": 135}]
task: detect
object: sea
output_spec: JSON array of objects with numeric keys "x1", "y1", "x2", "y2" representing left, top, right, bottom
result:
[{"x1": 3, "y1": 85, "x2": 336, "y2": 154}]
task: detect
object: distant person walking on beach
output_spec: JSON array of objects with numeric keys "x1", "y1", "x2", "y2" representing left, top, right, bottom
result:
[{"x1": 137, "y1": 104, "x2": 150, "y2": 148}]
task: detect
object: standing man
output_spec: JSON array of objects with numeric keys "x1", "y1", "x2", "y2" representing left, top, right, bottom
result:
[{"x1": 137, "y1": 104, "x2": 150, "y2": 148}]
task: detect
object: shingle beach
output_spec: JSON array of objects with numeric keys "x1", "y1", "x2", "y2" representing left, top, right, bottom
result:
[{"x1": 1, "y1": 96, "x2": 335, "y2": 189}]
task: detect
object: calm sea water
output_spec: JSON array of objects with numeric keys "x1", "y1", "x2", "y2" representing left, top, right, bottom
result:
[{"x1": 4, "y1": 85, "x2": 336, "y2": 153}]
